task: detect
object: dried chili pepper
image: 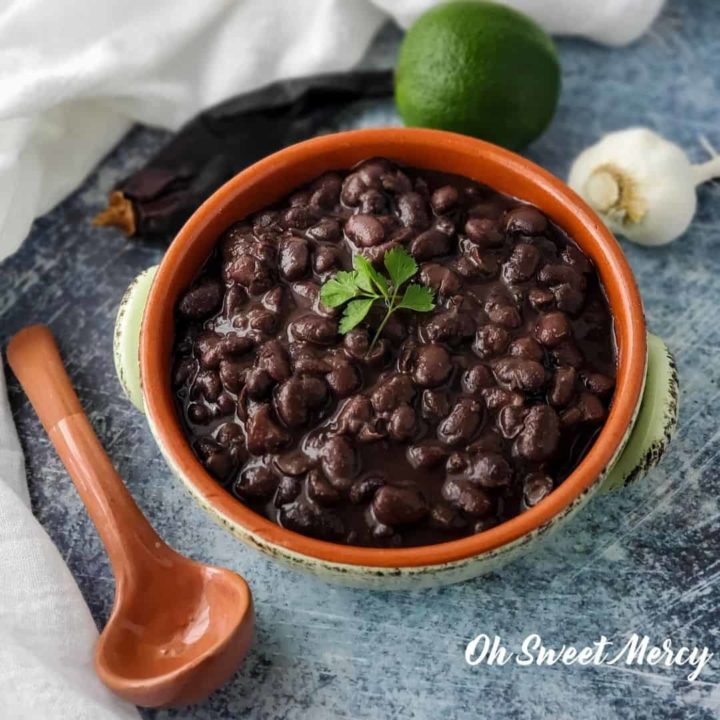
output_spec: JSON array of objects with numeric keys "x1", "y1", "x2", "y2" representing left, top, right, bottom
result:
[{"x1": 93, "y1": 69, "x2": 393, "y2": 242}]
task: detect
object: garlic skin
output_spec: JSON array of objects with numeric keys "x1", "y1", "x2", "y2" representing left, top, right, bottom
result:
[{"x1": 568, "y1": 128, "x2": 719, "y2": 246}]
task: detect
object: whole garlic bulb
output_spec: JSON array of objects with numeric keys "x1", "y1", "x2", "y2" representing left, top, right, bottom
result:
[{"x1": 568, "y1": 128, "x2": 720, "y2": 246}]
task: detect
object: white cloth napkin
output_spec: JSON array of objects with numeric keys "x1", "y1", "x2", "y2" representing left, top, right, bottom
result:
[
  {"x1": 0, "y1": 369, "x2": 140, "y2": 719},
  {"x1": 0, "y1": 1, "x2": 663, "y2": 717},
  {"x1": 0, "y1": 0, "x2": 664, "y2": 263}
]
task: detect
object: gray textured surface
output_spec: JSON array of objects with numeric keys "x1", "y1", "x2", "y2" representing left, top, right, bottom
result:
[{"x1": 1, "y1": 2, "x2": 719, "y2": 718}]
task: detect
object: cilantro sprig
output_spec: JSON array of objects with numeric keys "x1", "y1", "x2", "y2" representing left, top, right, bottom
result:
[{"x1": 320, "y1": 247, "x2": 435, "y2": 351}]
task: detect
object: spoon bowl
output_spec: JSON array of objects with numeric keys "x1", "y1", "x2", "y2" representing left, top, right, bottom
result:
[
  {"x1": 7, "y1": 325, "x2": 254, "y2": 707},
  {"x1": 97, "y1": 561, "x2": 253, "y2": 707}
]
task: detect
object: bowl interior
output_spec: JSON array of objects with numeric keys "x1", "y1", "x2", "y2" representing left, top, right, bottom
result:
[{"x1": 141, "y1": 128, "x2": 646, "y2": 569}]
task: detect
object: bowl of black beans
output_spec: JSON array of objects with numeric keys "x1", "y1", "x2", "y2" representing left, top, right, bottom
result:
[{"x1": 114, "y1": 128, "x2": 678, "y2": 589}]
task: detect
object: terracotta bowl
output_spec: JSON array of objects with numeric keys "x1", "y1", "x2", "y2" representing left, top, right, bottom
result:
[{"x1": 114, "y1": 128, "x2": 678, "y2": 589}]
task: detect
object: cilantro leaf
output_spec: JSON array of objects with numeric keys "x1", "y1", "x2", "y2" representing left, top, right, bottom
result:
[
  {"x1": 384, "y1": 247, "x2": 418, "y2": 288},
  {"x1": 319, "y1": 271, "x2": 361, "y2": 308},
  {"x1": 353, "y1": 254, "x2": 389, "y2": 299},
  {"x1": 397, "y1": 283, "x2": 435, "y2": 312},
  {"x1": 339, "y1": 298, "x2": 376, "y2": 334},
  {"x1": 320, "y1": 244, "x2": 436, "y2": 353}
]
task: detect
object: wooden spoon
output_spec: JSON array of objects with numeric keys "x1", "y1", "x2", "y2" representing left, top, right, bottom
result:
[{"x1": 7, "y1": 325, "x2": 254, "y2": 708}]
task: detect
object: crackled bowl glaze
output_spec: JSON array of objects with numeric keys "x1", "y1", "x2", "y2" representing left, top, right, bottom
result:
[{"x1": 114, "y1": 128, "x2": 678, "y2": 589}]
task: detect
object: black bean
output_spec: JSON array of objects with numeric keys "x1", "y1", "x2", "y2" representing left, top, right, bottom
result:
[
  {"x1": 429, "y1": 504, "x2": 467, "y2": 530},
  {"x1": 341, "y1": 173, "x2": 367, "y2": 206},
  {"x1": 279, "y1": 237, "x2": 309, "y2": 280},
  {"x1": 528, "y1": 287, "x2": 555, "y2": 311},
  {"x1": 178, "y1": 278, "x2": 223, "y2": 319},
  {"x1": 309, "y1": 173, "x2": 342, "y2": 208},
  {"x1": 235, "y1": 466, "x2": 279, "y2": 501},
  {"x1": 357, "y1": 158, "x2": 392, "y2": 185},
  {"x1": 430, "y1": 185, "x2": 460, "y2": 214},
  {"x1": 245, "y1": 368, "x2": 274, "y2": 400},
  {"x1": 194, "y1": 370, "x2": 222, "y2": 402},
  {"x1": 187, "y1": 403, "x2": 211, "y2": 425},
  {"x1": 502, "y1": 243, "x2": 541, "y2": 283},
  {"x1": 246, "y1": 404, "x2": 291, "y2": 455},
  {"x1": 274, "y1": 375, "x2": 328, "y2": 428},
  {"x1": 307, "y1": 469, "x2": 341, "y2": 506},
  {"x1": 382, "y1": 169, "x2": 413, "y2": 194},
  {"x1": 508, "y1": 337, "x2": 544, "y2": 362},
  {"x1": 514, "y1": 406, "x2": 560, "y2": 461},
  {"x1": 289, "y1": 190, "x2": 311, "y2": 207},
  {"x1": 473, "y1": 324, "x2": 510, "y2": 359},
  {"x1": 320, "y1": 435, "x2": 357, "y2": 489},
  {"x1": 482, "y1": 387, "x2": 524, "y2": 412},
  {"x1": 283, "y1": 206, "x2": 316, "y2": 230},
  {"x1": 274, "y1": 450, "x2": 314, "y2": 476},
  {"x1": 497, "y1": 405, "x2": 528, "y2": 439},
  {"x1": 274, "y1": 476, "x2": 302, "y2": 506},
  {"x1": 420, "y1": 262, "x2": 462, "y2": 296},
  {"x1": 373, "y1": 486, "x2": 428, "y2": 525},
  {"x1": 442, "y1": 478, "x2": 492, "y2": 518},
  {"x1": 412, "y1": 344, "x2": 452, "y2": 388},
  {"x1": 359, "y1": 189, "x2": 388, "y2": 214},
  {"x1": 584, "y1": 372, "x2": 615, "y2": 396},
  {"x1": 345, "y1": 214, "x2": 386, "y2": 247},
  {"x1": 420, "y1": 389, "x2": 450, "y2": 421},
  {"x1": 551, "y1": 341, "x2": 584, "y2": 368},
  {"x1": 371, "y1": 373, "x2": 415, "y2": 415},
  {"x1": 437, "y1": 398, "x2": 483, "y2": 446},
  {"x1": 422, "y1": 310, "x2": 475, "y2": 345},
  {"x1": 195, "y1": 330, "x2": 224, "y2": 369},
  {"x1": 173, "y1": 357, "x2": 196, "y2": 387},
  {"x1": 576, "y1": 392, "x2": 607, "y2": 423},
  {"x1": 220, "y1": 333, "x2": 255, "y2": 358},
  {"x1": 279, "y1": 503, "x2": 345, "y2": 541},
  {"x1": 334, "y1": 394, "x2": 373, "y2": 435},
  {"x1": 462, "y1": 364, "x2": 494, "y2": 395},
  {"x1": 216, "y1": 421, "x2": 244, "y2": 448},
  {"x1": 485, "y1": 297, "x2": 521, "y2": 329},
  {"x1": 397, "y1": 192, "x2": 430, "y2": 229},
  {"x1": 388, "y1": 404, "x2": 418, "y2": 442},
  {"x1": 256, "y1": 340, "x2": 290, "y2": 382},
  {"x1": 561, "y1": 244, "x2": 592, "y2": 273},
  {"x1": 346, "y1": 473, "x2": 383, "y2": 504},
  {"x1": 523, "y1": 473, "x2": 554, "y2": 508},
  {"x1": 308, "y1": 218, "x2": 340, "y2": 243},
  {"x1": 535, "y1": 311, "x2": 572, "y2": 347},
  {"x1": 407, "y1": 442, "x2": 447, "y2": 469},
  {"x1": 549, "y1": 366, "x2": 577, "y2": 407},
  {"x1": 492, "y1": 357, "x2": 546, "y2": 392},
  {"x1": 464, "y1": 218, "x2": 502, "y2": 246},
  {"x1": 538, "y1": 264, "x2": 586, "y2": 291},
  {"x1": 239, "y1": 307, "x2": 278, "y2": 342},
  {"x1": 215, "y1": 392, "x2": 236, "y2": 416},
  {"x1": 223, "y1": 255, "x2": 274, "y2": 294},
  {"x1": 326, "y1": 363, "x2": 361, "y2": 398},
  {"x1": 554, "y1": 283, "x2": 585, "y2": 314},
  {"x1": 289, "y1": 314, "x2": 338, "y2": 345},
  {"x1": 463, "y1": 452, "x2": 513, "y2": 488},
  {"x1": 504, "y1": 206, "x2": 548, "y2": 235},
  {"x1": 409, "y1": 228, "x2": 452, "y2": 260},
  {"x1": 314, "y1": 245, "x2": 341, "y2": 274}
]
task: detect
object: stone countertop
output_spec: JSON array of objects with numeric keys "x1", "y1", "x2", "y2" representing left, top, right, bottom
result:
[{"x1": 2, "y1": 2, "x2": 719, "y2": 718}]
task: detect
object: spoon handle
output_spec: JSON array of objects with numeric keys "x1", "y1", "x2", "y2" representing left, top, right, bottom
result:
[{"x1": 7, "y1": 325, "x2": 163, "y2": 574}]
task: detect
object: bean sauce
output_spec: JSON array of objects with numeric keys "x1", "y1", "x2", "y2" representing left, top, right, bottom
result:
[{"x1": 171, "y1": 158, "x2": 616, "y2": 548}]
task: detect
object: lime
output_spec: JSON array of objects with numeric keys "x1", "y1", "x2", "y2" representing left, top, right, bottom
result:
[{"x1": 395, "y1": 1, "x2": 561, "y2": 150}]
